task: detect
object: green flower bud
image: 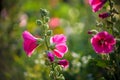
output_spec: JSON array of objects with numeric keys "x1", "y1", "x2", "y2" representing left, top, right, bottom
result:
[
  {"x1": 47, "y1": 30, "x2": 52, "y2": 36},
  {"x1": 57, "y1": 74, "x2": 65, "y2": 80},
  {"x1": 45, "y1": 17, "x2": 50, "y2": 22},
  {"x1": 36, "y1": 20, "x2": 43, "y2": 25},
  {"x1": 49, "y1": 71, "x2": 54, "y2": 77},
  {"x1": 54, "y1": 70, "x2": 59, "y2": 76},
  {"x1": 40, "y1": 8, "x2": 49, "y2": 17},
  {"x1": 43, "y1": 24, "x2": 49, "y2": 30},
  {"x1": 55, "y1": 65, "x2": 62, "y2": 72}
]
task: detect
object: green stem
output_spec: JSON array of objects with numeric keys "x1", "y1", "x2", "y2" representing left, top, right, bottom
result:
[{"x1": 44, "y1": 35, "x2": 49, "y2": 50}]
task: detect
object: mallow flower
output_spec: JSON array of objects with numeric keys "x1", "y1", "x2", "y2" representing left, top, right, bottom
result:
[
  {"x1": 58, "y1": 59, "x2": 69, "y2": 68},
  {"x1": 50, "y1": 34, "x2": 68, "y2": 58},
  {"x1": 91, "y1": 31, "x2": 116, "y2": 54},
  {"x1": 89, "y1": 0, "x2": 107, "y2": 12},
  {"x1": 22, "y1": 31, "x2": 41, "y2": 57}
]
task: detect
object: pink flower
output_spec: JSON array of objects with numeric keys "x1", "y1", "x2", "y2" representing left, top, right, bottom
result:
[
  {"x1": 89, "y1": 0, "x2": 107, "y2": 12},
  {"x1": 99, "y1": 12, "x2": 110, "y2": 19},
  {"x1": 91, "y1": 31, "x2": 116, "y2": 54},
  {"x1": 50, "y1": 34, "x2": 68, "y2": 58},
  {"x1": 58, "y1": 59, "x2": 69, "y2": 68},
  {"x1": 22, "y1": 31, "x2": 39, "y2": 57},
  {"x1": 48, "y1": 17, "x2": 60, "y2": 29}
]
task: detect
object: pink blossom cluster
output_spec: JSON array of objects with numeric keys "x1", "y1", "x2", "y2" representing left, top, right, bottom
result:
[
  {"x1": 89, "y1": 0, "x2": 110, "y2": 19},
  {"x1": 89, "y1": 0, "x2": 116, "y2": 54},
  {"x1": 22, "y1": 31, "x2": 69, "y2": 68}
]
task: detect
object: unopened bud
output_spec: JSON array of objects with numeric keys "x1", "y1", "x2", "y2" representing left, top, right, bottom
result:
[
  {"x1": 58, "y1": 74, "x2": 65, "y2": 80},
  {"x1": 88, "y1": 30, "x2": 98, "y2": 35},
  {"x1": 47, "y1": 30, "x2": 52, "y2": 36},
  {"x1": 45, "y1": 17, "x2": 50, "y2": 22},
  {"x1": 47, "y1": 52, "x2": 54, "y2": 62},
  {"x1": 36, "y1": 20, "x2": 42, "y2": 25},
  {"x1": 55, "y1": 65, "x2": 62, "y2": 72},
  {"x1": 40, "y1": 8, "x2": 49, "y2": 17},
  {"x1": 99, "y1": 12, "x2": 110, "y2": 19},
  {"x1": 43, "y1": 24, "x2": 49, "y2": 29}
]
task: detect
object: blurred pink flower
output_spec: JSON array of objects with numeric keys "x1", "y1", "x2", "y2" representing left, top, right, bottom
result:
[
  {"x1": 19, "y1": 14, "x2": 28, "y2": 27},
  {"x1": 50, "y1": 34, "x2": 68, "y2": 58},
  {"x1": 58, "y1": 59, "x2": 69, "y2": 68},
  {"x1": 48, "y1": 17, "x2": 60, "y2": 29},
  {"x1": 89, "y1": 0, "x2": 107, "y2": 12},
  {"x1": 99, "y1": 12, "x2": 110, "y2": 19},
  {"x1": 91, "y1": 31, "x2": 116, "y2": 54},
  {"x1": 22, "y1": 31, "x2": 39, "y2": 57}
]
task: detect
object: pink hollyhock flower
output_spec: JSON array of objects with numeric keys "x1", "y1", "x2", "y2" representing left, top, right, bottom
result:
[
  {"x1": 50, "y1": 34, "x2": 68, "y2": 58},
  {"x1": 22, "y1": 31, "x2": 39, "y2": 57},
  {"x1": 48, "y1": 17, "x2": 60, "y2": 29},
  {"x1": 91, "y1": 31, "x2": 116, "y2": 54},
  {"x1": 47, "y1": 52, "x2": 54, "y2": 62},
  {"x1": 58, "y1": 59, "x2": 69, "y2": 68},
  {"x1": 89, "y1": 0, "x2": 107, "y2": 12},
  {"x1": 99, "y1": 12, "x2": 110, "y2": 19}
]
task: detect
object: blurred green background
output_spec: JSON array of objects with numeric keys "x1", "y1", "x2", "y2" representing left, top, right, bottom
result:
[{"x1": 0, "y1": 0, "x2": 101, "y2": 80}]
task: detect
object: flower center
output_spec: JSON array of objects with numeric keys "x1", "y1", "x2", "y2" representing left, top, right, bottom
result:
[{"x1": 99, "y1": 38, "x2": 106, "y2": 46}]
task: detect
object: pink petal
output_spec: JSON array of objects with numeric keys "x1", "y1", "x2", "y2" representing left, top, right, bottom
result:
[
  {"x1": 58, "y1": 59, "x2": 69, "y2": 68},
  {"x1": 55, "y1": 43, "x2": 68, "y2": 53},
  {"x1": 53, "y1": 49, "x2": 64, "y2": 58},
  {"x1": 89, "y1": 0, "x2": 107, "y2": 12},
  {"x1": 23, "y1": 40, "x2": 38, "y2": 57},
  {"x1": 22, "y1": 31, "x2": 37, "y2": 41},
  {"x1": 50, "y1": 34, "x2": 66, "y2": 44},
  {"x1": 91, "y1": 36, "x2": 104, "y2": 53},
  {"x1": 22, "y1": 31, "x2": 38, "y2": 57},
  {"x1": 105, "y1": 34, "x2": 116, "y2": 45}
]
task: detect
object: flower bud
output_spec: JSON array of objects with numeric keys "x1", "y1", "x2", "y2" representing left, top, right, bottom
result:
[
  {"x1": 47, "y1": 52, "x2": 54, "y2": 62},
  {"x1": 58, "y1": 59, "x2": 69, "y2": 68},
  {"x1": 58, "y1": 74, "x2": 65, "y2": 80},
  {"x1": 55, "y1": 65, "x2": 62, "y2": 72},
  {"x1": 43, "y1": 24, "x2": 49, "y2": 30},
  {"x1": 47, "y1": 30, "x2": 52, "y2": 36},
  {"x1": 99, "y1": 12, "x2": 110, "y2": 19},
  {"x1": 49, "y1": 71, "x2": 54, "y2": 77},
  {"x1": 88, "y1": 30, "x2": 98, "y2": 35},
  {"x1": 45, "y1": 17, "x2": 50, "y2": 22},
  {"x1": 36, "y1": 20, "x2": 42, "y2": 25},
  {"x1": 40, "y1": 8, "x2": 49, "y2": 17}
]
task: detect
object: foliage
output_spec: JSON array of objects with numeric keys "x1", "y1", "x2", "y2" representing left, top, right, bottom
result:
[{"x1": 0, "y1": 0, "x2": 120, "y2": 80}]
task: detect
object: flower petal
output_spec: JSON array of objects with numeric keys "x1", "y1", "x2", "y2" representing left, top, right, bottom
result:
[
  {"x1": 58, "y1": 59, "x2": 69, "y2": 68},
  {"x1": 50, "y1": 34, "x2": 66, "y2": 44},
  {"x1": 53, "y1": 49, "x2": 64, "y2": 58},
  {"x1": 22, "y1": 31, "x2": 37, "y2": 41},
  {"x1": 55, "y1": 43, "x2": 68, "y2": 53},
  {"x1": 89, "y1": 0, "x2": 107, "y2": 12},
  {"x1": 22, "y1": 31, "x2": 38, "y2": 57}
]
